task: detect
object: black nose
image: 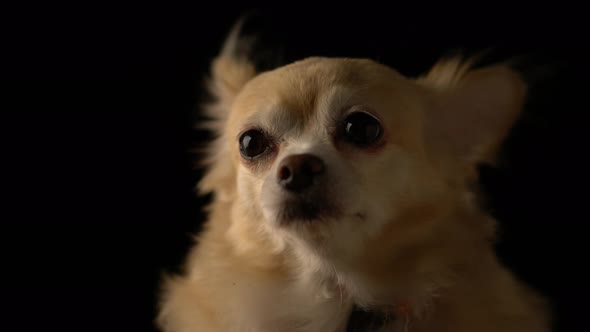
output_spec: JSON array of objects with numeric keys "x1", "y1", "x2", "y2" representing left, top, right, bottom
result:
[{"x1": 277, "y1": 154, "x2": 325, "y2": 193}]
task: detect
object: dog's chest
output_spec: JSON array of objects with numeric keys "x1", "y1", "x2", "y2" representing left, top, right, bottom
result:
[{"x1": 238, "y1": 278, "x2": 404, "y2": 332}]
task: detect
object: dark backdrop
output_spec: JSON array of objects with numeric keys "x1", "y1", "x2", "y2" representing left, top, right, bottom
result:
[{"x1": 3, "y1": 4, "x2": 588, "y2": 332}]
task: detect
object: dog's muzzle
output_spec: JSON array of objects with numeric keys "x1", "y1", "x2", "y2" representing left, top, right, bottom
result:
[{"x1": 275, "y1": 153, "x2": 333, "y2": 222}]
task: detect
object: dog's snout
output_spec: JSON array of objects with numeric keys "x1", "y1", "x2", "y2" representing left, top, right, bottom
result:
[{"x1": 277, "y1": 154, "x2": 325, "y2": 193}]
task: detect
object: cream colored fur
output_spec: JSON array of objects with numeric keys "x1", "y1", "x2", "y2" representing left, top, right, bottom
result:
[{"x1": 157, "y1": 23, "x2": 550, "y2": 332}]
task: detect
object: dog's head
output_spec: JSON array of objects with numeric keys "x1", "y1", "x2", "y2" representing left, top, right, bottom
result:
[{"x1": 199, "y1": 23, "x2": 526, "y2": 270}]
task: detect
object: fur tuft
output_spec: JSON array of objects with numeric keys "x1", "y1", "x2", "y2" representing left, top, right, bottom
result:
[{"x1": 417, "y1": 54, "x2": 479, "y2": 90}]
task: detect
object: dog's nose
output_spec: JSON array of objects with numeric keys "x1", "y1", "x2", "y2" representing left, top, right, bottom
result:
[{"x1": 277, "y1": 154, "x2": 325, "y2": 193}]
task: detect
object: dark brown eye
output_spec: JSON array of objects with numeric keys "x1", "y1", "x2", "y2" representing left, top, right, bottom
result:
[
  {"x1": 343, "y1": 112, "x2": 383, "y2": 146},
  {"x1": 239, "y1": 129, "x2": 270, "y2": 159}
]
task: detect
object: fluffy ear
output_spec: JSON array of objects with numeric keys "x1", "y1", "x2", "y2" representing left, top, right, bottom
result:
[
  {"x1": 418, "y1": 57, "x2": 527, "y2": 167},
  {"x1": 198, "y1": 19, "x2": 258, "y2": 199}
]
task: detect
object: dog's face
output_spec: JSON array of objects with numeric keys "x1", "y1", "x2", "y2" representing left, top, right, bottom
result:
[
  {"x1": 205, "y1": 53, "x2": 525, "y2": 268},
  {"x1": 225, "y1": 58, "x2": 446, "y2": 263}
]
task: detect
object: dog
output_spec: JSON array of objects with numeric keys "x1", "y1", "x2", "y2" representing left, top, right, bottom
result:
[{"x1": 157, "y1": 19, "x2": 550, "y2": 332}]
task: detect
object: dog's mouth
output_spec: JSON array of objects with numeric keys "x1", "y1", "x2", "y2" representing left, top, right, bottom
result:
[{"x1": 277, "y1": 196, "x2": 337, "y2": 224}]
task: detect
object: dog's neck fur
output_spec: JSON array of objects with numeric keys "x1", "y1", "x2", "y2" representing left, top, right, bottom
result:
[{"x1": 218, "y1": 190, "x2": 495, "y2": 328}]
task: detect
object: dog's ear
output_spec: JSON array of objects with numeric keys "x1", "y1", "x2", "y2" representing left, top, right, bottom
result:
[
  {"x1": 418, "y1": 57, "x2": 527, "y2": 169},
  {"x1": 199, "y1": 18, "x2": 258, "y2": 199},
  {"x1": 205, "y1": 18, "x2": 257, "y2": 125}
]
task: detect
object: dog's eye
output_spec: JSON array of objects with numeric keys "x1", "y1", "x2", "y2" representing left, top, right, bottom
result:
[
  {"x1": 239, "y1": 129, "x2": 271, "y2": 159},
  {"x1": 343, "y1": 112, "x2": 382, "y2": 146}
]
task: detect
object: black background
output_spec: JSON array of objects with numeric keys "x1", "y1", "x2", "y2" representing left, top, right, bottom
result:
[{"x1": 3, "y1": 4, "x2": 589, "y2": 332}]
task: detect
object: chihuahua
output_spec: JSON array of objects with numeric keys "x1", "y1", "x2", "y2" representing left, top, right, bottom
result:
[{"x1": 157, "y1": 20, "x2": 550, "y2": 332}]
